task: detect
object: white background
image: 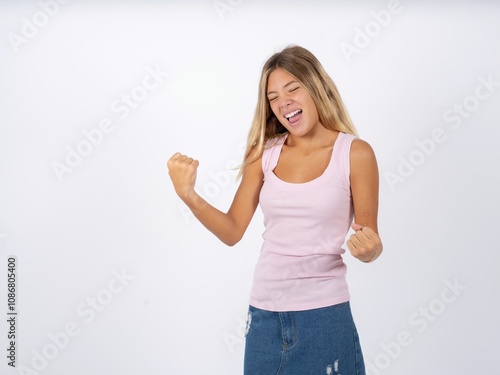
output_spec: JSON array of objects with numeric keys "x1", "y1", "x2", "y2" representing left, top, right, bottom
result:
[{"x1": 1, "y1": 1, "x2": 499, "y2": 374}]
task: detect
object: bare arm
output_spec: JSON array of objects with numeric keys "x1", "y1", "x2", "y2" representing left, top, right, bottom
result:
[
  {"x1": 346, "y1": 139, "x2": 383, "y2": 263},
  {"x1": 167, "y1": 148, "x2": 263, "y2": 246}
]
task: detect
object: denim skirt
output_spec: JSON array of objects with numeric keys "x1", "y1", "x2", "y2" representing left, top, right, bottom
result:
[{"x1": 243, "y1": 302, "x2": 366, "y2": 375}]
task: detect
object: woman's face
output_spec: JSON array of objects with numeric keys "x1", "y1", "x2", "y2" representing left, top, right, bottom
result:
[{"x1": 266, "y1": 68, "x2": 321, "y2": 137}]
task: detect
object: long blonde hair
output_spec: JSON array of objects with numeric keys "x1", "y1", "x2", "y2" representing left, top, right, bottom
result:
[{"x1": 239, "y1": 45, "x2": 357, "y2": 178}]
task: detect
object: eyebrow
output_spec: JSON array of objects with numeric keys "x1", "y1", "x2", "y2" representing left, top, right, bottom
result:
[{"x1": 267, "y1": 80, "x2": 299, "y2": 96}]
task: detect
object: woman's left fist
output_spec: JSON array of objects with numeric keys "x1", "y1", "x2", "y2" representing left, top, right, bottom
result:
[{"x1": 346, "y1": 223, "x2": 383, "y2": 263}]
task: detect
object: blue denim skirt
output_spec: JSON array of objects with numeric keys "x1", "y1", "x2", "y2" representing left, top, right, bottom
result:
[{"x1": 243, "y1": 302, "x2": 366, "y2": 375}]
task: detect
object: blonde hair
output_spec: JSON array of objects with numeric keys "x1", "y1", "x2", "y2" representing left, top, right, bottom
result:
[{"x1": 239, "y1": 45, "x2": 357, "y2": 178}]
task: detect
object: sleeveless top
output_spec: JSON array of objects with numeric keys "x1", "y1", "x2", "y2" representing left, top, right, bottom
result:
[{"x1": 249, "y1": 132, "x2": 357, "y2": 312}]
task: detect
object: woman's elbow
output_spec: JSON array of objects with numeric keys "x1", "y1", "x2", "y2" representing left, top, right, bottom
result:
[{"x1": 221, "y1": 232, "x2": 243, "y2": 247}]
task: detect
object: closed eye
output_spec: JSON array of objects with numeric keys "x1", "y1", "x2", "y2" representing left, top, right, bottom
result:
[{"x1": 268, "y1": 97, "x2": 277, "y2": 102}]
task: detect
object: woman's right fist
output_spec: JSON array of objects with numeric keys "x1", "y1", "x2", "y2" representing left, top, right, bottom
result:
[{"x1": 167, "y1": 152, "x2": 199, "y2": 200}]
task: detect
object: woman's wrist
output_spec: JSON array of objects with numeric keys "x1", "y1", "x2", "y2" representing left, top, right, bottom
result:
[{"x1": 180, "y1": 189, "x2": 206, "y2": 211}]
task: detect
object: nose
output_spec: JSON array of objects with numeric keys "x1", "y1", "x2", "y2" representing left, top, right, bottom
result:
[{"x1": 278, "y1": 96, "x2": 292, "y2": 109}]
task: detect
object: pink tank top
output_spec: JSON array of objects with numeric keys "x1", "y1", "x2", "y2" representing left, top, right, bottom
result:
[{"x1": 249, "y1": 132, "x2": 356, "y2": 312}]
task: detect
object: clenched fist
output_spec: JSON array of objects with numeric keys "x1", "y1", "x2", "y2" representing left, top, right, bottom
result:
[
  {"x1": 346, "y1": 223, "x2": 383, "y2": 263},
  {"x1": 167, "y1": 152, "x2": 199, "y2": 201}
]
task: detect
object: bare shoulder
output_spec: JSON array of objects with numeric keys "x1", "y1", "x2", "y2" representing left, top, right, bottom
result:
[
  {"x1": 241, "y1": 144, "x2": 263, "y2": 180},
  {"x1": 349, "y1": 138, "x2": 379, "y2": 179},
  {"x1": 350, "y1": 138, "x2": 378, "y2": 167},
  {"x1": 350, "y1": 138, "x2": 376, "y2": 158}
]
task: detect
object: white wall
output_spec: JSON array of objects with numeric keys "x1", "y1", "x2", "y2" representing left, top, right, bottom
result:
[{"x1": 1, "y1": 1, "x2": 499, "y2": 374}]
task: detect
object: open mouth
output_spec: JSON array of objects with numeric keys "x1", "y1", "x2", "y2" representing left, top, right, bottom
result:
[{"x1": 284, "y1": 109, "x2": 302, "y2": 124}]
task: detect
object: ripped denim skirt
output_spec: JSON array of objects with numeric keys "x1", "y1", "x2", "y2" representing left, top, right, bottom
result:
[{"x1": 243, "y1": 302, "x2": 366, "y2": 375}]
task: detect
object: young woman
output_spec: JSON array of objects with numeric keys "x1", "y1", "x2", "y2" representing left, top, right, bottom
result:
[{"x1": 167, "y1": 45, "x2": 382, "y2": 375}]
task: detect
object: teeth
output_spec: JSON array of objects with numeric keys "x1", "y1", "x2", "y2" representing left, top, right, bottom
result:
[{"x1": 285, "y1": 109, "x2": 301, "y2": 119}]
